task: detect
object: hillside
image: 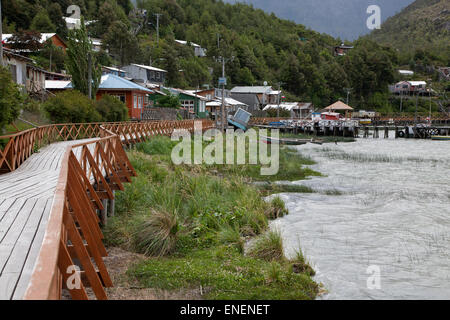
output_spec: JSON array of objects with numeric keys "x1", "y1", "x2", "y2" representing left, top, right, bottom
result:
[
  {"x1": 225, "y1": 0, "x2": 415, "y2": 41},
  {"x1": 3, "y1": 0, "x2": 398, "y2": 110},
  {"x1": 369, "y1": 0, "x2": 450, "y2": 65}
]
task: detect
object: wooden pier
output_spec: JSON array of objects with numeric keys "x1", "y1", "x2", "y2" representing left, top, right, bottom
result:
[
  {"x1": 253, "y1": 119, "x2": 450, "y2": 140},
  {"x1": 0, "y1": 120, "x2": 214, "y2": 300}
]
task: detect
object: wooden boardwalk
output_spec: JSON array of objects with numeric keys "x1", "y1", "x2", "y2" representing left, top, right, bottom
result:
[
  {"x1": 0, "y1": 120, "x2": 214, "y2": 300},
  {"x1": 0, "y1": 139, "x2": 96, "y2": 300}
]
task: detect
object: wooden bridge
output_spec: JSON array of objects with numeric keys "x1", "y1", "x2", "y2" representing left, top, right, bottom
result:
[{"x1": 0, "y1": 120, "x2": 213, "y2": 300}]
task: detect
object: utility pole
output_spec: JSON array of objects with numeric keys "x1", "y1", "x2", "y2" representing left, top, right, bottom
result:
[
  {"x1": 344, "y1": 88, "x2": 352, "y2": 105},
  {"x1": 154, "y1": 13, "x2": 162, "y2": 45},
  {"x1": 221, "y1": 57, "x2": 226, "y2": 132},
  {"x1": 276, "y1": 83, "x2": 281, "y2": 118},
  {"x1": 88, "y1": 52, "x2": 92, "y2": 99},
  {"x1": 0, "y1": 0, "x2": 4, "y2": 67}
]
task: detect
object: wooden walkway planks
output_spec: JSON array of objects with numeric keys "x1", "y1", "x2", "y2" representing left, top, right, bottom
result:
[{"x1": 0, "y1": 139, "x2": 97, "y2": 300}]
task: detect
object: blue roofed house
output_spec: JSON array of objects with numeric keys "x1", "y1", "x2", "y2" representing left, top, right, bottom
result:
[{"x1": 45, "y1": 74, "x2": 153, "y2": 120}]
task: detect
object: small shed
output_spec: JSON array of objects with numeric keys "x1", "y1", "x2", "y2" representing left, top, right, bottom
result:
[{"x1": 324, "y1": 101, "x2": 354, "y2": 118}]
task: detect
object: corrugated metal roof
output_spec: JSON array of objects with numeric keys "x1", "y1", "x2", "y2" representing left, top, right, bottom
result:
[
  {"x1": 99, "y1": 74, "x2": 153, "y2": 92},
  {"x1": 45, "y1": 74, "x2": 154, "y2": 93},
  {"x1": 231, "y1": 86, "x2": 272, "y2": 94},
  {"x1": 131, "y1": 63, "x2": 167, "y2": 73},
  {"x1": 45, "y1": 80, "x2": 72, "y2": 90}
]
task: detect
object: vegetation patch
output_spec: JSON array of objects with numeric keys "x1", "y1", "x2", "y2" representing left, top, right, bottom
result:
[
  {"x1": 105, "y1": 136, "x2": 320, "y2": 300},
  {"x1": 129, "y1": 246, "x2": 318, "y2": 300}
]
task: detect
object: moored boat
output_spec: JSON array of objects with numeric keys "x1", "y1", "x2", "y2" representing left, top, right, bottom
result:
[
  {"x1": 261, "y1": 136, "x2": 323, "y2": 145},
  {"x1": 431, "y1": 136, "x2": 450, "y2": 141}
]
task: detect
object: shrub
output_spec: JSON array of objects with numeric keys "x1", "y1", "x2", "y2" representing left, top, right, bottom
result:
[
  {"x1": 43, "y1": 90, "x2": 101, "y2": 123},
  {"x1": 0, "y1": 66, "x2": 24, "y2": 131},
  {"x1": 218, "y1": 224, "x2": 244, "y2": 253},
  {"x1": 266, "y1": 196, "x2": 289, "y2": 219},
  {"x1": 133, "y1": 210, "x2": 179, "y2": 257},
  {"x1": 95, "y1": 94, "x2": 129, "y2": 122},
  {"x1": 248, "y1": 230, "x2": 284, "y2": 262}
]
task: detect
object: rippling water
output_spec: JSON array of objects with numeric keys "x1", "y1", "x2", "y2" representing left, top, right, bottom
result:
[{"x1": 271, "y1": 136, "x2": 450, "y2": 300}]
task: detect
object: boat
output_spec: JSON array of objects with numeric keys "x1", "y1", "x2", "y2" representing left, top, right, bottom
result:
[
  {"x1": 431, "y1": 136, "x2": 450, "y2": 141},
  {"x1": 261, "y1": 136, "x2": 323, "y2": 145}
]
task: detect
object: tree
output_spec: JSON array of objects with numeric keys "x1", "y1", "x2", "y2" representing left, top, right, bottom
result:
[
  {"x1": 47, "y1": 3, "x2": 68, "y2": 39},
  {"x1": 43, "y1": 90, "x2": 102, "y2": 123},
  {"x1": 95, "y1": 95, "x2": 129, "y2": 122},
  {"x1": 65, "y1": 19, "x2": 101, "y2": 99},
  {"x1": 6, "y1": 31, "x2": 43, "y2": 52},
  {"x1": 157, "y1": 94, "x2": 180, "y2": 109},
  {"x1": 0, "y1": 66, "x2": 24, "y2": 132},
  {"x1": 30, "y1": 10, "x2": 56, "y2": 33},
  {"x1": 103, "y1": 20, "x2": 138, "y2": 66}
]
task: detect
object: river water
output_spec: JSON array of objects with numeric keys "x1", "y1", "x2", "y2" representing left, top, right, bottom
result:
[{"x1": 271, "y1": 135, "x2": 450, "y2": 300}]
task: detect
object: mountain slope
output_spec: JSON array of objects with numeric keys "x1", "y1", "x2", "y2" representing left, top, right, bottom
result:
[
  {"x1": 225, "y1": 0, "x2": 414, "y2": 40},
  {"x1": 368, "y1": 0, "x2": 450, "y2": 64}
]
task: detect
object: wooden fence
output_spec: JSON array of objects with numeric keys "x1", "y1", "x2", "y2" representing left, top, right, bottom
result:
[{"x1": 0, "y1": 120, "x2": 214, "y2": 300}]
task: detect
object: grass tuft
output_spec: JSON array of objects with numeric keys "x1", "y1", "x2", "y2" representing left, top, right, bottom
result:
[
  {"x1": 133, "y1": 210, "x2": 179, "y2": 257},
  {"x1": 248, "y1": 230, "x2": 285, "y2": 262}
]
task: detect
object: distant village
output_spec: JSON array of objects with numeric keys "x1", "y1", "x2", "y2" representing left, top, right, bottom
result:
[{"x1": 2, "y1": 29, "x2": 449, "y2": 123}]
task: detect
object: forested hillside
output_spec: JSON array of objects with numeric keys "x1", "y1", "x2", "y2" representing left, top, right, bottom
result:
[
  {"x1": 4, "y1": 0, "x2": 399, "y2": 110},
  {"x1": 369, "y1": 0, "x2": 450, "y2": 66}
]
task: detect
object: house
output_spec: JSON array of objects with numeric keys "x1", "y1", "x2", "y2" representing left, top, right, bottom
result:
[
  {"x1": 175, "y1": 40, "x2": 207, "y2": 57},
  {"x1": 102, "y1": 66, "x2": 127, "y2": 78},
  {"x1": 168, "y1": 88, "x2": 208, "y2": 118},
  {"x1": 437, "y1": 67, "x2": 450, "y2": 81},
  {"x1": 206, "y1": 97, "x2": 248, "y2": 119},
  {"x1": 90, "y1": 38, "x2": 103, "y2": 52},
  {"x1": 45, "y1": 74, "x2": 153, "y2": 120},
  {"x1": 334, "y1": 43, "x2": 354, "y2": 56},
  {"x1": 96, "y1": 74, "x2": 154, "y2": 120},
  {"x1": 26, "y1": 65, "x2": 51, "y2": 95},
  {"x1": 122, "y1": 64, "x2": 167, "y2": 87},
  {"x1": 230, "y1": 86, "x2": 280, "y2": 112},
  {"x1": 2, "y1": 48, "x2": 32, "y2": 91},
  {"x1": 263, "y1": 102, "x2": 314, "y2": 119},
  {"x1": 3, "y1": 33, "x2": 67, "y2": 52},
  {"x1": 393, "y1": 81, "x2": 427, "y2": 95},
  {"x1": 398, "y1": 70, "x2": 414, "y2": 77}
]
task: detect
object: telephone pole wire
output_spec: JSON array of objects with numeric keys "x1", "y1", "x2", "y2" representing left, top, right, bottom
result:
[{"x1": 154, "y1": 13, "x2": 162, "y2": 45}]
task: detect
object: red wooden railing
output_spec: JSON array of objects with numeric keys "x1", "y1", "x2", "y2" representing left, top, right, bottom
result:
[{"x1": 0, "y1": 120, "x2": 214, "y2": 300}]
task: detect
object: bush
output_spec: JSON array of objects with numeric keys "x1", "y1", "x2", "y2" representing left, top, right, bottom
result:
[
  {"x1": 43, "y1": 90, "x2": 101, "y2": 123},
  {"x1": 133, "y1": 210, "x2": 179, "y2": 257},
  {"x1": 95, "y1": 94, "x2": 129, "y2": 122},
  {"x1": 266, "y1": 196, "x2": 289, "y2": 219},
  {"x1": 0, "y1": 66, "x2": 24, "y2": 131},
  {"x1": 248, "y1": 230, "x2": 285, "y2": 262}
]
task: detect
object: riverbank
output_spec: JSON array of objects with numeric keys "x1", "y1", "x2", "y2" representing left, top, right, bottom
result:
[{"x1": 103, "y1": 136, "x2": 321, "y2": 300}]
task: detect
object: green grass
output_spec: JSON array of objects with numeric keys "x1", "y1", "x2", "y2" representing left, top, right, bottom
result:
[
  {"x1": 128, "y1": 246, "x2": 318, "y2": 300},
  {"x1": 105, "y1": 135, "x2": 320, "y2": 300},
  {"x1": 248, "y1": 230, "x2": 285, "y2": 262}
]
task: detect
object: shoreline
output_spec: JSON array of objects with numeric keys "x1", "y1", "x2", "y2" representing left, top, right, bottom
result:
[{"x1": 103, "y1": 136, "x2": 321, "y2": 300}]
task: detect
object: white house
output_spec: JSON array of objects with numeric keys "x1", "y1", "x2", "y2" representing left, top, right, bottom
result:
[
  {"x1": 175, "y1": 40, "x2": 207, "y2": 57},
  {"x1": 122, "y1": 64, "x2": 167, "y2": 87}
]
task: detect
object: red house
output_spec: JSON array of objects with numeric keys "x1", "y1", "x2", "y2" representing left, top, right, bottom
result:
[{"x1": 96, "y1": 74, "x2": 154, "y2": 120}]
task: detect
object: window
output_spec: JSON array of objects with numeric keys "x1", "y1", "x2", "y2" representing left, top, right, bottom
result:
[
  {"x1": 133, "y1": 95, "x2": 138, "y2": 109},
  {"x1": 138, "y1": 96, "x2": 143, "y2": 109}
]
